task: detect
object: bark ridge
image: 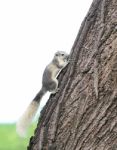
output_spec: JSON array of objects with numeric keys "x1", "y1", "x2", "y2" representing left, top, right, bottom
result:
[{"x1": 28, "y1": 0, "x2": 117, "y2": 149}]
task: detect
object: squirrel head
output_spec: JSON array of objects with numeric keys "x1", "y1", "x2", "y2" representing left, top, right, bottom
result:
[{"x1": 53, "y1": 51, "x2": 69, "y2": 68}]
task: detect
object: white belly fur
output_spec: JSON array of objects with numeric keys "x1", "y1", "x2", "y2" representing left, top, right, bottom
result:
[{"x1": 48, "y1": 63, "x2": 60, "y2": 79}]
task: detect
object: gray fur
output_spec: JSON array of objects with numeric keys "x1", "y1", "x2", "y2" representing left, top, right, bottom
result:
[
  {"x1": 42, "y1": 51, "x2": 69, "y2": 93},
  {"x1": 16, "y1": 51, "x2": 69, "y2": 137}
]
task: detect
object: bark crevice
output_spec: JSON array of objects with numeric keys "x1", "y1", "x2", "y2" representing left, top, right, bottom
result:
[{"x1": 28, "y1": 0, "x2": 117, "y2": 149}]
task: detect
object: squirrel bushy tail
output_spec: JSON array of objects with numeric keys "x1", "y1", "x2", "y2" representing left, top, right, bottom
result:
[{"x1": 16, "y1": 87, "x2": 46, "y2": 137}]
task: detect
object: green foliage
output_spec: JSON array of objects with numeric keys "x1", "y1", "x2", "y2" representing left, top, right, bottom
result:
[{"x1": 0, "y1": 123, "x2": 36, "y2": 150}]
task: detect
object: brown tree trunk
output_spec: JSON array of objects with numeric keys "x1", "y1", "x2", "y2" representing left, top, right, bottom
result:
[{"x1": 28, "y1": 0, "x2": 117, "y2": 149}]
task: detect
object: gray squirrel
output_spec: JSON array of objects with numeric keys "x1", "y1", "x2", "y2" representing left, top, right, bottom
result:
[{"x1": 16, "y1": 51, "x2": 69, "y2": 137}]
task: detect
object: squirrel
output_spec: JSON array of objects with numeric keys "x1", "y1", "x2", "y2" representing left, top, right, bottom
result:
[{"x1": 16, "y1": 51, "x2": 69, "y2": 137}]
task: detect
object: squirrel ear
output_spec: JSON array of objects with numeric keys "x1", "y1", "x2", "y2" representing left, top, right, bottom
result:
[{"x1": 55, "y1": 53, "x2": 59, "y2": 56}]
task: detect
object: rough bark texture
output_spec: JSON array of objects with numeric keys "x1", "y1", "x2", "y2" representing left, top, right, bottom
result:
[{"x1": 28, "y1": 0, "x2": 117, "y2": 149}]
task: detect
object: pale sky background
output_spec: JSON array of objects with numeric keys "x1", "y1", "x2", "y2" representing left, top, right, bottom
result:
[{"x1": 0, "y1": 0, "x2": 93, "y2": 123}]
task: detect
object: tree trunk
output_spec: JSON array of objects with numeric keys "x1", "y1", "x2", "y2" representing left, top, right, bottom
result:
[{"x1": 28, "y1": 0, "x2": 117, "y2": 149}]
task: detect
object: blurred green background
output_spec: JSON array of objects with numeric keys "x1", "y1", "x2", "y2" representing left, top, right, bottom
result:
[{"x1": 0, "y1": 123, "x2": 36, "y2": 150}]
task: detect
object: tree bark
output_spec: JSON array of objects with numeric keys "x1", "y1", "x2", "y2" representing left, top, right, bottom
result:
[{"x1": 28, "y1": 0, "x2": 117, "y2": 149}]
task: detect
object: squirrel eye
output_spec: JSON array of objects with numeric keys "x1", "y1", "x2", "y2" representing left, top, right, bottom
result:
[
  {"x1": 56, "y1": 54, "x2": 58, "y2": 56},
  {"x1": 61, "y1": 53, "x2": 64, "y2": 56}
]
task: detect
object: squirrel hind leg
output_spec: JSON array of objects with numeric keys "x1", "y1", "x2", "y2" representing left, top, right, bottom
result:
[{"x1": 48, "y1": 79, "x2": 58, "y2": 93}]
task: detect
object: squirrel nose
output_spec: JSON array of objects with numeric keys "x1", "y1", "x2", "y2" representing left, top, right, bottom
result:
[{"x1": 66, "y1": 55, "x2": 69, "y2": 61}]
